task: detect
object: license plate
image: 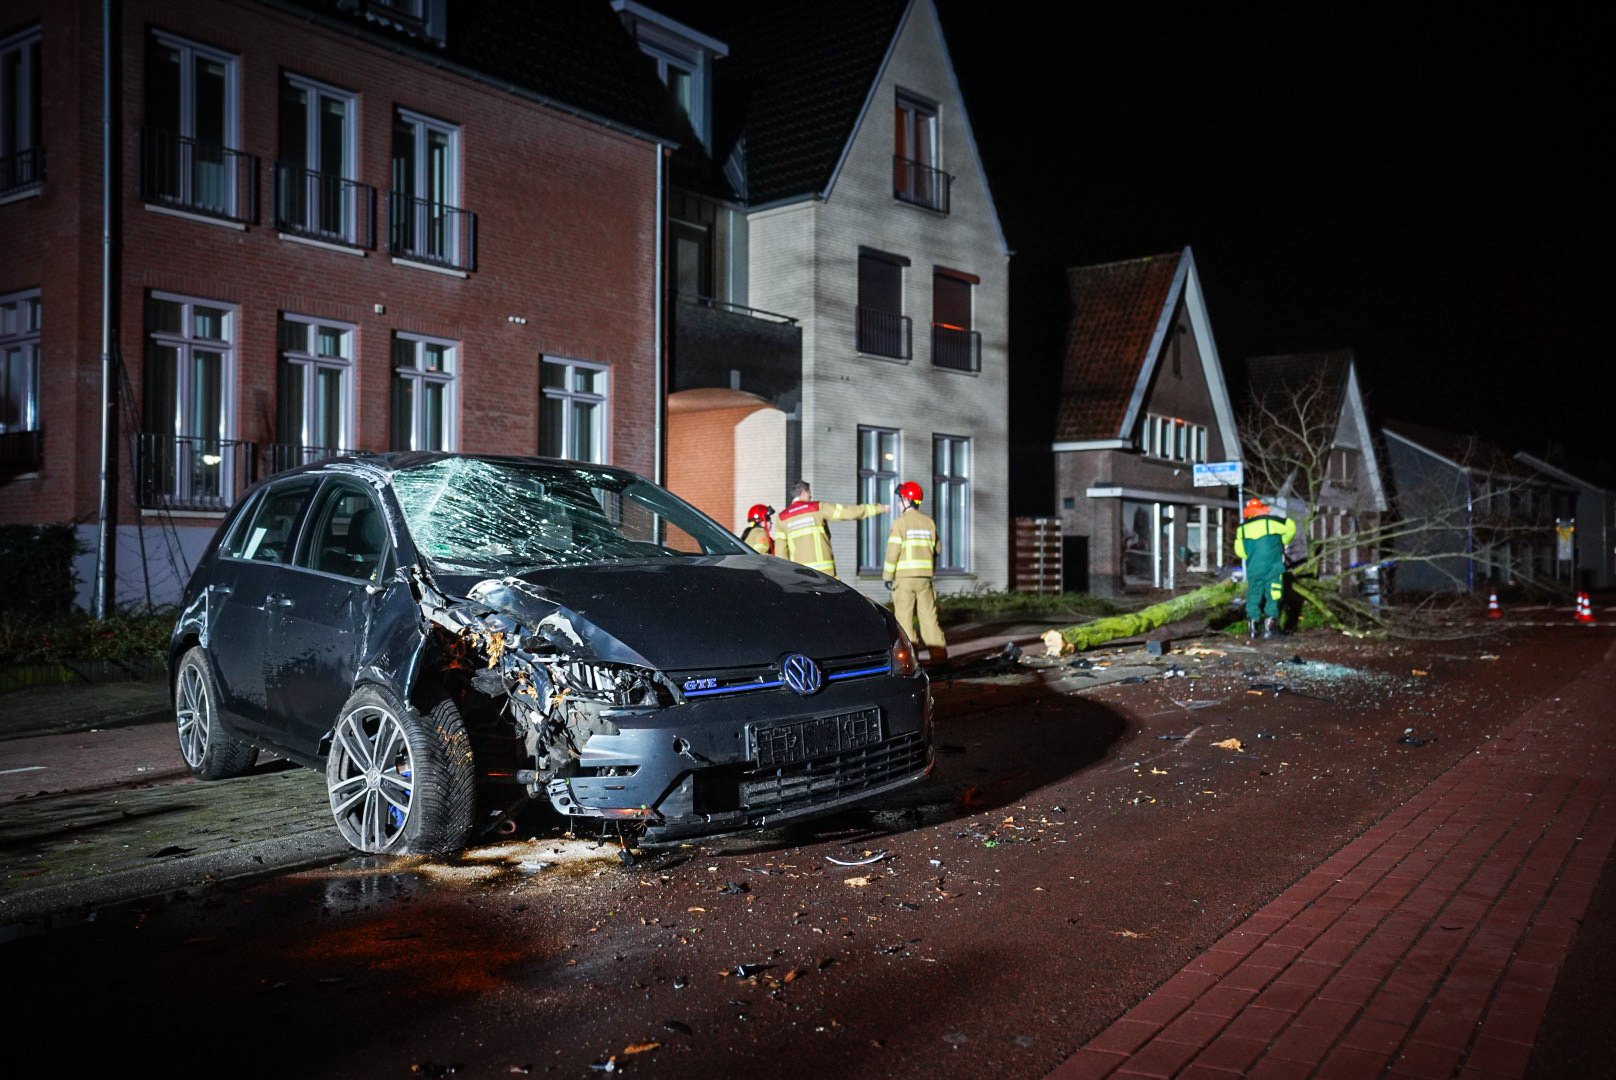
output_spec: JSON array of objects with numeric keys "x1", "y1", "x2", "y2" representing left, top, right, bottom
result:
[{"x1": 752, "y1": 708, "x2": 882, "y2": 767}]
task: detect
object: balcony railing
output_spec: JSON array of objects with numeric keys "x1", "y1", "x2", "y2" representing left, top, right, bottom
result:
[
  {"x1": 268, "y1": 442, "x2": 358, "y2": 475},
  {"x1": 893, "y1": 154, "x2": 949, "y2": 213},
  {"x1": 387, "y1": 191, "x2": 476, "y2": 271},
  {"x1": 273, "y1": 162, "x2": 375, "y2": 249},
  {"x1": 0, "y1": 428, "x2": 42, "y2": 471},
  {"x1": 137, "y1": 433, "x2": 255, "y2": 512},
  {"x1": 0, "y1": 146, "x2": 44, "y2": 198},
  {"x1": 856, "y1": 307, "x2": 912, "y2": 360},
  {"x1": 931, "y1": 323, "x2": 981, "y2": 373},
  {"x1": 140, "y1": 128, "x2": 258, "y2": 223}
]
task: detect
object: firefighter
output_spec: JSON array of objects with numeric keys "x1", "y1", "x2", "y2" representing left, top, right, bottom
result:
[
  {"x1": 883, "y1": 481, "x2": 947, "y2": 666},
  {"x1": 739, "y1": 504, "x2": 775, "y2": 555},
  {"x1": 1235, "y1": 497, "x2": 1297, "y2": 639},
  {"x1": 776, "y1": 480, "x2": 887, "y2": 579}
]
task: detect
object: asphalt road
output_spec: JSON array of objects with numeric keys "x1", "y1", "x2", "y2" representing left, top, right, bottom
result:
[{"x1": 1, "y1": 624, "x2": 1611, "y2": 1078}]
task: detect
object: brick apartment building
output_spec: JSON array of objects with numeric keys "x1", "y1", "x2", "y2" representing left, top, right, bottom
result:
[{"x1": 0, "y1": 0, "x2": 673, "y2": 609}]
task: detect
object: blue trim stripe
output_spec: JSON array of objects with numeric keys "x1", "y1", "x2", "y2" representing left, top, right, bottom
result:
[
  {"x1": 828, "y1": 663, "x2": 893, "y2": 681},
  {"x1": 682, "y1": 679, "x2": 784, "y2": 699}
]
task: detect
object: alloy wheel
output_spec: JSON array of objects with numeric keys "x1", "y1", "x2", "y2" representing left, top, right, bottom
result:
[{"x1": 328, "y1": 705, "x2": 417, "y2": 852}]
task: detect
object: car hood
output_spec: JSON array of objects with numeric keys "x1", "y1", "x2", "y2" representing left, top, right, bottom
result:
[{"x1": 443, "y1": 554, "x2": 892, "y2": 673}]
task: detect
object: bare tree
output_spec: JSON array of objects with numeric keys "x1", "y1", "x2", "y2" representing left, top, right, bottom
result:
[{"x1": 1240, "y1": 365, "x2": 1561, "y2": 636}]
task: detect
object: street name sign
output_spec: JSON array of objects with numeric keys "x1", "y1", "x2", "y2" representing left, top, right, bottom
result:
[{"x1": 1192, "y1": 461, "x2": 1243, "y2": 487}]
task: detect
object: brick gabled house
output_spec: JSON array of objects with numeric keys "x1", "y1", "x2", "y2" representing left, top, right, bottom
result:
[
  {"x1": 1245, "y1": 350, "x2": 1388, "y2": 579},
  {"x1": 624, "y1": 0, "x2": 1010, "y2": 600},
  {"x1": 0, "y1": 0, "x2": 675, "y2": 609},
  {"x1": 1053, "y1": 247, "x2": 1241, "y2": 596}
]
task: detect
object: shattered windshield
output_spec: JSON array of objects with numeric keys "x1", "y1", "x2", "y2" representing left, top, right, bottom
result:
[{"x1": 393, "y1": 458, "x2": 748, "y2": 573}]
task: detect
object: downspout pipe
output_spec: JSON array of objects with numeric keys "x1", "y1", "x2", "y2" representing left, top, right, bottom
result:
[
  {"x1": 653, "y1": 144, "x2": 665, "y2": 485},
  {"x1": 94, "y1": 0, "x2": 121, "y2": 618}
]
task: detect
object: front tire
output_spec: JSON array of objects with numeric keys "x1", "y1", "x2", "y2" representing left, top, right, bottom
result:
[
  {"x1": 325, "y1": 687, "x2": 476, "y2": 855},
  {"x1": 174, "y1": 646, "x2": 259, "y2": 780}
]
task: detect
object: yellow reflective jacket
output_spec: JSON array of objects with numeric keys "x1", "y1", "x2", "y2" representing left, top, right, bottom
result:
[
  {"x1": 740, "y1": 524, "x2": 773, "y2": 555},
  {"x1": 883, "y1": 507, "x2": 938, "y2": 581},
  {"x1": 776, "y1": 499, "x2": 884, "y2": 578}
]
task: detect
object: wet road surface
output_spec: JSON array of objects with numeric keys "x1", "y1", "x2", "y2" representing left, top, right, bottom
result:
[{"x1": 3, "y1": 625, "x2": 1612, "y2": 1078}]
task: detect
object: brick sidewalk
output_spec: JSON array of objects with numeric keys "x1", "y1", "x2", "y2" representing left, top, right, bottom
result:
[{"x1": 1051, "y1": 636, "x2": 1616, "y2": 1080}]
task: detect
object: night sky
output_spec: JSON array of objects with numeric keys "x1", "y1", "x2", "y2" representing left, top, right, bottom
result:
[{"x1": 931, "y1": 4, "x2": 1612, "y2": 512}]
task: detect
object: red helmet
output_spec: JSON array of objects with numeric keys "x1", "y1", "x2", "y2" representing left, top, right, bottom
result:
[
  {"x1": 747, "y1": 503, "x2": 773, "y2": 524},
  {"x1": 1243, "y1": 498, "x2": 1269, "y2": 519},
  {"x1": 897, "y1": 481, "x2": 924, "y2": 504}
]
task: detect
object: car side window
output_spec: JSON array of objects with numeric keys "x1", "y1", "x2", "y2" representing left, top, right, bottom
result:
[
  {"x1": 298, "y1": 483, "x2": 389, "y2": 582},
  {"x1": 222, "y1": 479, "x2": 316, "y2": 563}
]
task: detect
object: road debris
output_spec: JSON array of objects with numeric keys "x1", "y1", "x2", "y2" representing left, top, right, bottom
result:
[
  {"x1": 1212, "y1": 738, "x2": 1244, "y2": 751},
  {"x1": 1398, "y1": 729, "x2": 1435, "y2": 747},
  {"x1": 844, "y1": 876, "x2": 873, "y2": 888},
  {"x1": 1042, "y1": 629, "x2": 1073, "y2": 657},
  {"x1": 662, "y1": 1020, "x2": 692, "y2": 1036},
  {"x1": 826, "y1": 850, "x2": 888, "y2": 867}
]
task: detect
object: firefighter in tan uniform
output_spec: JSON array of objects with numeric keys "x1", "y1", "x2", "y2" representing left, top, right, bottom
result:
[
  {"x1": 883, "y1": 481, "x2": 948, "y2": 667},
  {"x1": 776, "y1": 481, "x2": 887, "y2": 579},
  {"x1": 740, "y1": 503, "x2": 775, "y2": 555}
]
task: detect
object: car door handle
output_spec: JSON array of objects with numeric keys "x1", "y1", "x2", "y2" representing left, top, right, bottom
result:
[
  {"x1": 213, "y1": 585, "x2": 232, "y2": 596},
  {"x1": 266, "y1": 593, "x2": 294, "y2": 609}
]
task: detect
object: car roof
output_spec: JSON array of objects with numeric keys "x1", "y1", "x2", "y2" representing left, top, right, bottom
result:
[{"x1": 269, "y1": 452, "x2": 643, "y2": 486}]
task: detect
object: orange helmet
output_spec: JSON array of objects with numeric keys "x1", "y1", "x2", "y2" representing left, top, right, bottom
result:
[
  {"x1": 897, "y1": 481, "x2": 924, "y2": 504},
  {"x1": 747, "y1": 503, "x2": 774, "y2": 524},
  {"x1": 1243, "y1": 498, "x2": 1270, "y2": 519}
]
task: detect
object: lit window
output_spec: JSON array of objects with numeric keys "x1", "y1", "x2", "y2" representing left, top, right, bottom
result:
[
  {"x1": 392, "y1": 333, "x2": 457, "y2": 451},
  {"x1": 276, "y1": 74, "x2": 364, "y2": 246},
  {"x1": 933, "y1": 435, "x2": 970, "y2": 571},
  {"x1": 541, "y1": 357, "x2": 608, "y2": 463},
  {"x1": 390, "y1": 108, "x2": 468, "y2": 268},
  {"x1": 0, "y1": 288, "x2": 41, "y2": 435},
  {"x1": 143, "y1": 292, "x2": 240, "y2": 508},
  {"x1": 1141, "y1": 412, "x2": 1208, "y2": 463},
  {"x1": 0, "y1": 25, "x2": 43, "y2": 197},
  {"x1": 931, "y1": 269, "x2": 979, "y2": 372},
  {"x1": 276, "y1": 314, "x2": 355, "y2": 471},
  {"x1": 142, "y1": 32, "x2": 242, "y2": 219},
  {"x1": 857, "y1": 426, "x2": 900, "y2": 571}
]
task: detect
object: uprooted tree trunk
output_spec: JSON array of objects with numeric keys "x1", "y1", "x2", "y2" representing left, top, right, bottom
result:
[{"x1": 1056, "y1": 579, "x2": 1239, "y2": 651}]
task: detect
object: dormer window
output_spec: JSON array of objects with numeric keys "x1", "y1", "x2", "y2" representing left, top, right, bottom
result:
[{"x1": 613, "y1": 1, "x2": 728, "y2": 150}]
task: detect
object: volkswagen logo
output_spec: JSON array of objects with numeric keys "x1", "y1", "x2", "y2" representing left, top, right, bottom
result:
[{"x1": 781, "y1": 653, "x2": 823, "y2": 696}]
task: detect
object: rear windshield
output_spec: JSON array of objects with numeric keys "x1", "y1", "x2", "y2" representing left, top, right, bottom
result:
[{"x1": 392, "y1": 458, "x2": 747, "y2": 574}]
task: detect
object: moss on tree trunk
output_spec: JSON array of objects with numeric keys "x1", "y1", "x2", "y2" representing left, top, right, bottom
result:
[{"x1": 1057, "y1": 579, "x2": 1241, "y2": 651}]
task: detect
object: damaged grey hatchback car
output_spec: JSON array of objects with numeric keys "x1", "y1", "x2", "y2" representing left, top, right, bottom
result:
[{"x1": 170, "y1": 453, "x2": 933, "y2": 855}]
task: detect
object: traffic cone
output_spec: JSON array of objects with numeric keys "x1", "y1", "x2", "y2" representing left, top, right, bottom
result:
[
  {"x1": 1486, "y1": 592, "x2": 1502, "y2": 619},
  {"x1": 1576, "y1": 592, "x2": 1597, "y2": 625}
]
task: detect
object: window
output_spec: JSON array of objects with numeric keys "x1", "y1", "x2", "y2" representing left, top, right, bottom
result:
[
  {"x1": 222, "y1": 477, "x2": 315, "y2": 563},
  {"x1": 143, "y1": 293, "x2": 240, "y2": 508},
  {"x1": 276, "y1": 74, "x2": 366, "y2": 245},
  {"x1": 857, "y1": 248, "x2": 910, "y2": 359},
  {"x1": 1, "y1": 25, "x2": 42, "y2": 196},
  {"x1": 933, "y1": 435, "x2": 970, "y2": 571},
  {"x1": 1141, "y1": 412, "x2": 1207, "y2": 463},
  {"x1": 391, "y1": 333, "x2": 457, "y2": 452},
  {"x1": 390, "y1": 108, "x2": 467, "y2": 267},
  {"x1": 541, "y1": 357, "x2": 608, "y2": 464},
  {"x1": 0, "y1": 289, "x2": 40, "y2": 436},
  {"x1": 857, "y1": 426, "x2": 900, "y2": 572},
  {"x1": 672, "y1": 221, "x2": 711, "y2": 299},
  {"x1": 143, "y1": 32, "x2": 241, "y2": 218},
  {"x1": 894, "y1": 91, "x2": 946, "y2": 211},
  {"x1": 931, "y1": 269, "x2": 979, "y2": 372},
  {"x1": 298, "y1": 482, "x2": 388, "y2": 582},
  {"x1": 277, "y1": 315, "x2": 355, "y2": 471}
]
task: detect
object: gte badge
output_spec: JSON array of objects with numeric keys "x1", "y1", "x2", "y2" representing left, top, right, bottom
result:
[
  {"x1": 683, "y1": 676, "x2": 718, "y2": 692},
  {"x1": 781, "y1": 653, "x2": 823, "y2": 696}
]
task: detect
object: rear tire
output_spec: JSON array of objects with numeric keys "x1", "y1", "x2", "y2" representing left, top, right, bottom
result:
[
  {"x1": 174, "y1": 646, "x2": 259, "y2": 780},
  {"x1": 325, "y1": 686, "x2": 476, "y2": 855}
]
